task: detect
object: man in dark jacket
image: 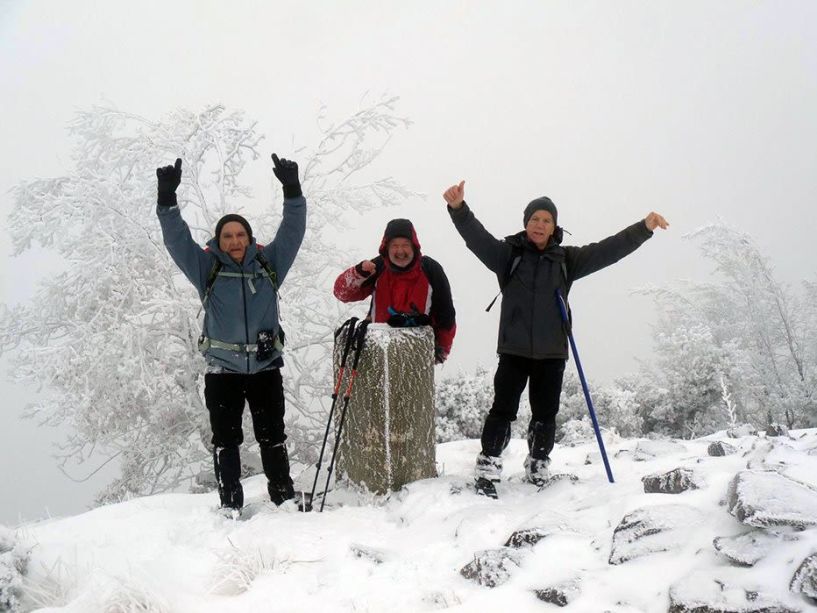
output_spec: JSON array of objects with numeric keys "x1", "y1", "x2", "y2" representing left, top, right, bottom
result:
[
  {"x1": 333, "y1": 218, "x2": 456, "y2": 364},
  {"x1": 156, "y1": 154, "x2": 306, "y2": 513},
  {"x1": 443, "y1": 180, "x2": 668, "y2": 493}
]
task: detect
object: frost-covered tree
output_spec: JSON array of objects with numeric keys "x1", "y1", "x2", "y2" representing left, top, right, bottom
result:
[
  {"x1": 0, "y1": 98, "x2": 412, "y2": 502},
  {"x1": 641, "y1": 224, "x2": 816, "y2": 430}
]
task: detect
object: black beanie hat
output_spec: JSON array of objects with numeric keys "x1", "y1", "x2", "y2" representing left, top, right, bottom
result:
[
  {"x1": 215, "y1": 214, "x2": 253, "y2": 241},
  {"x1": 384, "y1": 218, "x2": 414, "y2": 242},
  {"x1": 523, "y1": 197, "x2": 558, "y2": 227}
]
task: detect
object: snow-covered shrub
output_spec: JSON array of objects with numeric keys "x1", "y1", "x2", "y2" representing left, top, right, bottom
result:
[
  {"x1": 435, "y1": 366, "x2": 493, "y2": 443},
  {"x1": 0, "y1": 526, "x2": 29, "y2": 613},
  {"x1": 435, "y1": 365, "x2": 532, "y2": 443},
  {"x1": 210, "y1": 540, "x2": 276, "y2": 596}
]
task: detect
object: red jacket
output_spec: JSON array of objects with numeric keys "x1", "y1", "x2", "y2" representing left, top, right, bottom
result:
[{"x1": 334, "y1": 225, "x2": 456, "y2": 362}]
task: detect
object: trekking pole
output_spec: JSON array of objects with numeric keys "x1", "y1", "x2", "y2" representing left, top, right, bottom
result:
[
  {"x1": 306, "y1": 317, "x2": 359, "y2": 509},
  {"x1": 320, "y1": 320, "x2": 370, "y2": 511},
  {"x1": 556, "y1": 289, "x2": 615, "y2": 484}
]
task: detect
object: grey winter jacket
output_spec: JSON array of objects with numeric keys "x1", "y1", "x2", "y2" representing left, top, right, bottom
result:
[
  {"x1": 448, "y1": 202, "x2": 653, "y2": 360},
  {"x1": 157, "y1": 195, "x2": 306, "y2": 373}
]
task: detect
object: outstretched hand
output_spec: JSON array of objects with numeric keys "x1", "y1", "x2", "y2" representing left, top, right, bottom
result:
[
  {"x1": 443, "y1": 181, "x2": 465, "y2": 209},
  {"x1": 271, "y1": 153, "x2": 299, "y2": 186},
  {"x1": 644, "y1": 212, "x2": 669, "y2": 231},
  {"x1": 271, "y1": 153, "x2": 302, "y2": 198},
  {"x1": 156, "y1": 158, "x2": 182, "y2": 206}
]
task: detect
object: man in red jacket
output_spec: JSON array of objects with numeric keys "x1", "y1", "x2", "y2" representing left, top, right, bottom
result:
[{"x1": 334, "y1": 219, "x2": 456, "y2": 363}]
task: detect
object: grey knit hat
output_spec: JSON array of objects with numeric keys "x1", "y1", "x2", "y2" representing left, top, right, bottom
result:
[
  {"x1": 215, "y1": 213, "x2": 253, "y2": 241},
  {"x1": 523, "y1": 197, "x2": 558, "y2": 227}
]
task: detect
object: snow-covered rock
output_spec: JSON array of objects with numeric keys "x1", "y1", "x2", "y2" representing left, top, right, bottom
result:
[
  {"x1": 789, "y1": 552, "x2": 817, "y2": 601},
  {"x1": 709, "y1": 441, "x2": 737, "y2": 456},
  {"x1": 727, "y1": 470, "x2": 817, "y2": 529},
  {"x1": 642, "y1": 467, "x2": 703, "y2": 494},
  {"x1": 533, "y1": 578, "x2": 581, "y2": 607},
  {"x1": 728, "y1": 424, "x2": 759, "y2": 438},
  {"x1": 609, "y1": 504, "x2": 706, "y2": 564},
  {"x1": 766, "y1": 424, "x2": 790, "y2": 438},
  {"x1": 504, "y1": 527, "x2": 549, "y2": 548},
  {"x1": 459, "y1": 548, "x2": 523, "y2": 588},
  {"x1": 712, "y1": 530, "x2": 797, "y2": 567},
  {"x1": 669, "y1": 570, "x2": 800, "y2": 612},
  {"x1": 633, "y1": 438, "x2": 687, "y2": 461},
  {"x1": 350, "y1": 543, "x2": 388, "y2": 564}
]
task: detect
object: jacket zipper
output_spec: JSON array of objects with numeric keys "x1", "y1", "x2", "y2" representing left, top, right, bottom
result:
[
  {"x1": 239, "y1": 261, "x2": 251, "y2": 373},
  {"x1": 531, "y1": 253, "x2": 541, "y2": 356}
]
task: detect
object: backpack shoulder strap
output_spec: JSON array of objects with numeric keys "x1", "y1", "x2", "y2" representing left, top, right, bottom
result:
[
  {"x1": 202, "y1": 257, "x2": 222, "y2": 305},
  {"x1": 486, "y1": 245, "x2": 523, "y2": 312},
  {"x1": 254, "y1": 251, "x2": 278, "y2": 291}
]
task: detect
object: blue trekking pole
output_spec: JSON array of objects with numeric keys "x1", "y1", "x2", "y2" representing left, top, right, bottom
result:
[{"x1": 556, "y1": 289, "x2": 615, "y2": 483}]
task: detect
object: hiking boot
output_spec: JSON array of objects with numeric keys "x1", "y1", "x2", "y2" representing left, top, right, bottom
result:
[
  {"x1": 524, "y1": 455, "x2": 551, "y2": 486},
  {"x1": 475, "y1": 453, "x2": 502, "y2": 482},
  {"x1": 268, "y1": 481, "x2": 295, "y2": 506}
]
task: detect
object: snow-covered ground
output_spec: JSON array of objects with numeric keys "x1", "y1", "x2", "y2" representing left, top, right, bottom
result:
[{"x1": 3, "y1": 430, "x2": 817, "y2": 612}]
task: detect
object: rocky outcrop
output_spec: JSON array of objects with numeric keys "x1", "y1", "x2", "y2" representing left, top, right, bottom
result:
[
  {"x1": 533, "y1": 579, "x2": 581, "y2": 607},
  {"x1": 790, "y1": 553, "x2": 817, "y2": 601},
  {"x1": 504, "y1": 528, "x2": 549, "y2": 548},
  {"x1": 727, "y1": 424, "x2": 759, "y2": 438},
  {"x1": 713, "y1": 530, "x2": 797, "y2": 567},
  {"x1": 609, "y1": 504, "x2": 705, "y2": 564},
  {"x1": 669, "y1": 570, "x2": 800, "y2": 612},
  {"x1": 766, "y1": 424, "x2": 790, "y2": 438},
  {"x1": 727, "y1": 470, "x2": 817, "y2": 529},
  {"x1": 642, "y1": 468, "x2": 703, "y2": 494},
  {"x1": 633, "y1": 439, "x2": 687, "y2": 462},
  {"x1": 708, "y1": 441, "x2": 737, "y2": 456},
  {"x1": 459, "y1": 548, "x2": 523, "y2": 588}
]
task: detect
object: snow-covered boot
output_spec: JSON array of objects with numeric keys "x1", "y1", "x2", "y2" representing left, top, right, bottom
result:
[
  {"x1": 524, "y1": 455, "x2": 551, "y2": 486},
  {"x1": 475, "y1": 453, "x2": 503, "y2": 481},
  {"x1": 474, "y1": 453, "x2": 502, "y2": 499}
]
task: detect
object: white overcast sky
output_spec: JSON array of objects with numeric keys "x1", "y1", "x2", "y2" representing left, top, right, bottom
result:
[{"x1": 1, "y1": 0, "x2": 815, "y2": 523}]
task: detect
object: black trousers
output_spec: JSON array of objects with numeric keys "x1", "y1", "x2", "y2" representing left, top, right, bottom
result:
[
  {"x1": 204, "y1": 369, "x2": 292, "y2": 508},
  {"x1": 480, "y1": 353, "x2": 566, "y2": 459}
]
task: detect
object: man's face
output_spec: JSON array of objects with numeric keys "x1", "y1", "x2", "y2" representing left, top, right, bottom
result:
[
  {"x1": 525, "y1": 210, "x2": 555, "y2": 249},
  {"x1": 219, "y1": 221, "x2": 250, "y2": 263},
  {"x1": 387, "y1": 237, "x2": 414, "y2": 267}
]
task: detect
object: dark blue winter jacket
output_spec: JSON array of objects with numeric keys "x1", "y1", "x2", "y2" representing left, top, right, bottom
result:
[{"x1": 157, "y1": 196, "x2": 306, "y2": 373}]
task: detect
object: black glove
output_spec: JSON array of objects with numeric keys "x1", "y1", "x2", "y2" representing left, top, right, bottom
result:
[
  {"x1": 156, "y1": 158, "x2": 182, "y2": 207},
  {"x1": 271, "y1": 153, "x2": 302, "y2": 198},
  {"x1": 434, "y1": 346, "x2": 449, "y2": 365}
]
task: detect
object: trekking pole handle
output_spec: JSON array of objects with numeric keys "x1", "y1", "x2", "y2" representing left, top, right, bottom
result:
[
  {"x1": 332, "y1": 317, "x2": 359, "y2": 397},
  {"x1": 343, "y1": 321, "x2": 369, "y2": 397}
]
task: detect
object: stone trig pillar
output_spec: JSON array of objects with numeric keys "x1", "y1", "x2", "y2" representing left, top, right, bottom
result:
[{"x1": 335, "y1": 323, "x2": 437, "y2": 494}]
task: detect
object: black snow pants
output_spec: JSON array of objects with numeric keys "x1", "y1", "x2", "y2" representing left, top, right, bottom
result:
[
  {"x1": 480, "y1": 353, "x2": 566, "y2": 460},
  {"x1": 204, "y1": 368, "x2": 294, "y2": 509}
]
